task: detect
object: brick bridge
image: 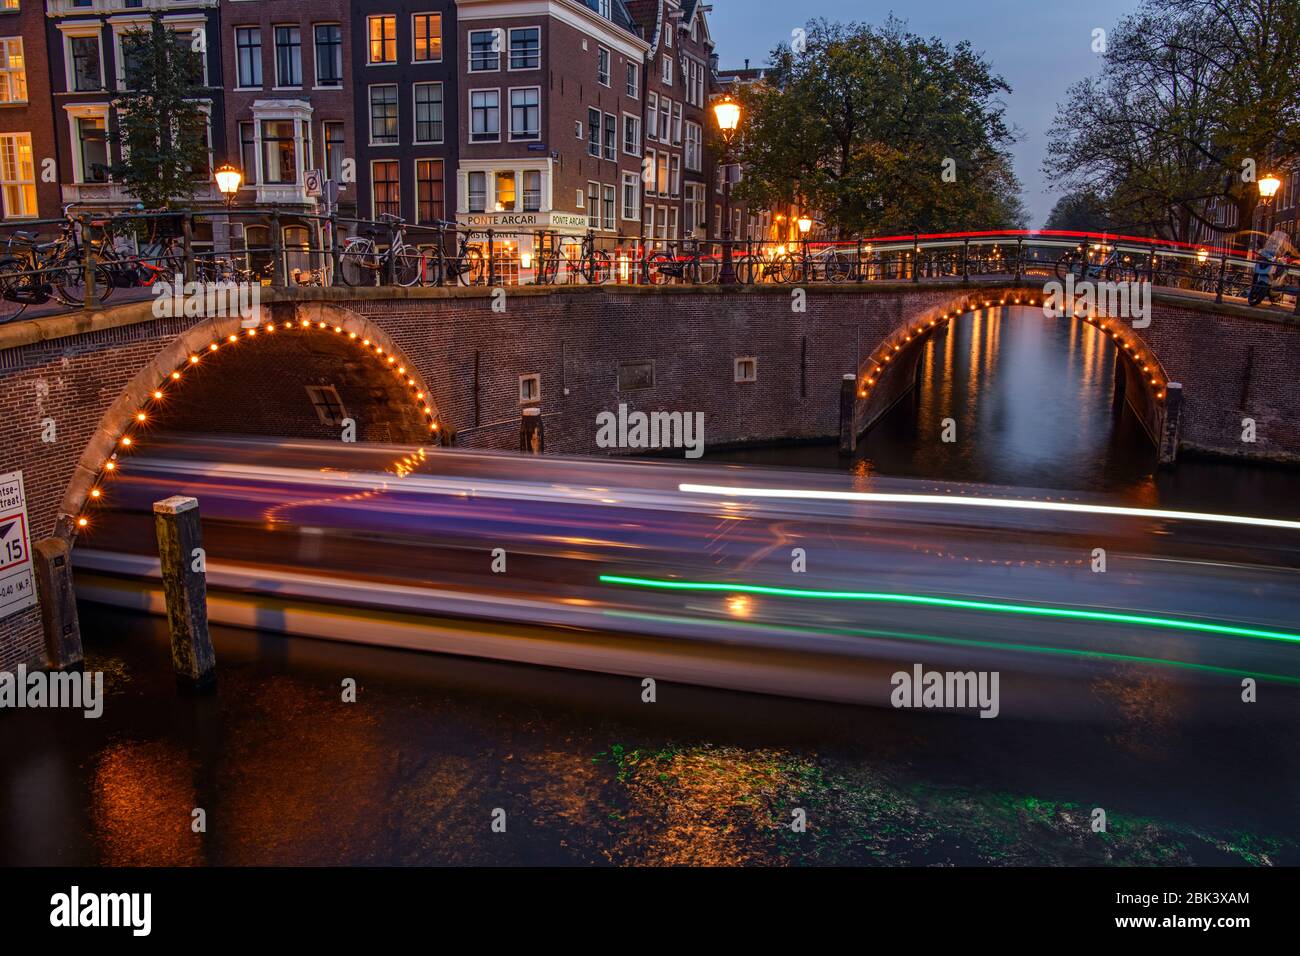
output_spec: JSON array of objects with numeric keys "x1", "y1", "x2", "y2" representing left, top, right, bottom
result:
[{"x1": 2, "y1": 280, "x2": 1297, "y2": 669}]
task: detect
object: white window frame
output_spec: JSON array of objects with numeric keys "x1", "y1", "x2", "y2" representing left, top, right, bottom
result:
[
  {"x1": 411, "y1": 12, "x2": 444, "y2": 64},
  {"x1": 469, "y1": 87, "x2": 501, "y2": 143},
  {"x1": 0, "y1": 37, "x2": 26, "y2": 104},
  {"x1": 367, "y1": 14, "x2": 399, "y2": 67},
  {"x1": 661, "y1": 53, "x2": 672, "y2": 85},
  {"x1": 64, "y1": 103, "x2": 111, "y2": 184},
  {"x1": 233, "y1": 25, "x2": 262, "y2": 90},
  {"x1": 622, "y1": 112, "x2": 641, "y2": 156},
  {"x1": 61, "y1": 26, "x2": 105, "y2": 94},
  {"x1": 625, "y1": 61, "x2": 639, "y2": 99},
  {"x1": 370, "y1": 158, "x2": 400, "y2": 219},
  {"x1": 272, "y1": 23, "x2": 303, "y2": 90},
  {"x1": 621, "y1": 170, "x2": 640, "y2": 222},
  {"x1": 0, "y1": 132, "x2": 38, "y2": 218},
  {"x1": 508, "y1": 85, "x2": 541, "y2": 141},
  {"x1": 507, "y1": 26, "x2": 540, "y2": 72},
  {"x1": 596, "y1": 46, "x2": 610, "y2": 86},
  {"x1": 735, "y1": 357, "x2": 757, "y2": 383},
  {"x1": 368, "y1": 82, "x2": 400, "y2": 147},
  {"x1": 468, "y1": 28, "x2": 502, "y2": 73},
  {"x1": 311, "y1": 21, "x2": 344, "y2": 90},
  {"x1": 412, "y1": 81, "x2": 445, "y2": 145}
]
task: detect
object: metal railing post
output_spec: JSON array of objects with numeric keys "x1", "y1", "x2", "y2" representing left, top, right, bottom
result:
[
  {"x1": 385, "y1": 220, "x2": 398, "y2": 286},
  {"x1": 1215, "y1": 250, "x2": 1227, "y2": 303},
  {"x1": 81, "y1": 216, "x2": 98, "y2": 309},
  {"x1": 856, "y1": 239, "x2": 864, "y2": 282},
  {"x1": 1015, "y1": 238, "x2": 1023, "y2": 283},
  {"x1": 963, "y1": 237, "x2": 970, "y2": 280},
  {"x1": 328, "y1": 211, "x2": 341, "y2": 286},
  {"x1": 269, "y1": 210, "x2": 283, "y2": 286},
  {"x1": 487, "y1": 228, "x2": 496, "y2": 286},
  {"x1": 912, "y1": 232, "x2": 920, "y2": 282},
  {"x1": 181, "y1": 214, "x2": 195, "y2": 283}
]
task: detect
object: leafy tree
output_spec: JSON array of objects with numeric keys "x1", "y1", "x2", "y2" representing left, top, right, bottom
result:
[
  {"x1": 1044, "y1": 0, "x2": 1300, "y2": 244},
  {"x1": 1044, "y1": 190, "x2": 1112, "y2": 232},
  {"x1": 108, "y1": 14, "x2": 210, "y2": 210},
  {"x1": 731, "y1": 19, "x2": 1025, "y2": 237}
]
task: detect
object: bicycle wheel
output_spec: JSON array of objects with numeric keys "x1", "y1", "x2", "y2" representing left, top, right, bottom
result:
[
  {"x1": 393, "y1": 252, "x2": 422, "y2": 287},
  {"x1": 646, "y1": 252, "x2": 673, "y2": 285},
  {"x1": 583, "y1": 251, "x2": 611, "y2": 284},
  {"x1": 1054, "y1": 252, "x2": 1085, "y2": 282},
  {"x1": 338, "y1": 246, "x2": 375, "y2": 287},
  {"x1": 53, "y1": 259, "x2": 114, "y2": 307},
  {"x1": 827, "y1": 253, "x2": 852, "y2": 282},
  {"x1": 0, "y1": 258, "x2": 29, "y2": 323}
]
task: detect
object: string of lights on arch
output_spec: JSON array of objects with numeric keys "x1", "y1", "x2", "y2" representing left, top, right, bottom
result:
[
  {"x1": 76, "y1": 317, "x2": 443, "y2": 532},
  {"x1": 854, "y1": 293, "x2": 1168, "y2": 403}
]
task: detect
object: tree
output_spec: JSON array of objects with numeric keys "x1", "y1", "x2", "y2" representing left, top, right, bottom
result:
[
  {"x1": 1044, "y1": 0, "x2": 1300, "y2": 244},
  {"x1": 108, "y1": 14, "x2": 210, "y2": 210},
  {"x1": 1044, "y1": 190, "x2": 1112, "y2": 232},
  {"x1": 732, "y1": 19, "x2": 1025, "y2": 237}
]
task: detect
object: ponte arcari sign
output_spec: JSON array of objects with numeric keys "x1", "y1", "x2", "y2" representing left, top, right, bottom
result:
[{"x1": 459, "y1": 211, "x2": 589, "y2": 232}]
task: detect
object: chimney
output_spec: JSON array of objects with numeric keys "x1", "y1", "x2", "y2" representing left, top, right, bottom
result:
[
  {"x1": 744, "y1": 59, "x2": 750, "y2": 70},
  {"x1": 709, "y1": 52, "x2": 719, "y2": 72}
]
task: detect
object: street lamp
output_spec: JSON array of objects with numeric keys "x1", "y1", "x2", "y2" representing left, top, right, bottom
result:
[
  {"x1": 1259, "y1": 172, "x2": 1282, "y2": 235},
  {"x1": 797, "y1": 215, "x2": 813, "y2": 236},
  {"x1": 712, "y1": 94, "x2": 742, "y2": 285},
  {"x1": 215, "y1": 163, "x2": 243, "y2": 207}
]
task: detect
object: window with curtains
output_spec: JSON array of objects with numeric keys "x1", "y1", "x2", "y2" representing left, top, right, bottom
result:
[
  {"x1": 261, "y1": 120, "x2": 297, "y2": 184},
  {"x1": 239, "y1": 122, "x2": 258, "y2": 185},
  {"x1": 416, "y1": 159, "x2": 444, "y2": 224},
  {"x1": 313, "y1": 24, "x2": 342, "y2": 87},
  {"x1": 323, "y1": 121, "x2": 344, "y2": 182},
  {"x1": 235, "y1": 28, "x2": 261, "y2": 87},
  {"x1": 368, "y1": 16, "x2": 397, "y2": 65},
  {"x1": 467, "y1": 171, "x2": 486, "y2": 212},
  {"x1": 470, "y1": 89, "x2": 500, "y2": 142},
  {"x1": 370, "y1": 85, "x2": 399, "y2": 144},
  {"x1": 509, "y1": 88, "x2": 539, "y2": 141},
  {"x1": 372, "y1": 160, "x2": 399, "y2": 218},
  {"x1": 413, "y1": 13, "x2": 443, "y2": 62},
  {"x1": 274, "y1": 26, "x2": 301, "y2": 87},
  {"x1": 414, "y1": 83, "x2": 444, "y2": 143}
]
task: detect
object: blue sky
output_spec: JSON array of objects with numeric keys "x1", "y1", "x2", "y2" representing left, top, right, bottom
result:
[{"x1": 707, "y1": 0, "x2": 1141, "y2": 227}]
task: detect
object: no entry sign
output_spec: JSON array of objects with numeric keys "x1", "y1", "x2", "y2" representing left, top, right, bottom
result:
[{"x1": 0, "y1": 471, "x2": 37, "y2": 622}]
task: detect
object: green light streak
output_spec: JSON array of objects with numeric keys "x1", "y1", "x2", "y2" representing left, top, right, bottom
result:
[
  {"x1": 598, "y1": 574, "x2": 1300, "y2": 646},
  {"x1": 601, "y1": 608, "x2": 1300, "y2": 686}
]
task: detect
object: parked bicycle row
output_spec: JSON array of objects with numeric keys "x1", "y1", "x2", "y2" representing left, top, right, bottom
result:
[{"x1": 2, "y1": 208, "x2": 1296, "y2": 323}]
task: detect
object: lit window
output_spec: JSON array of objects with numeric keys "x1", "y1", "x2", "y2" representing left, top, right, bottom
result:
[
  {"x1": 0, "y1": 38, "x2": 26, "y2": 103},
  {"x1": 368, "y1": 16, "x2": 397, "y2": 65},
  {"x1": 413, "y1": 13, "x2": 443, "y2": 62},
  {"x1": 0, "y1": 133, "x2": 37, "y2": 218}
]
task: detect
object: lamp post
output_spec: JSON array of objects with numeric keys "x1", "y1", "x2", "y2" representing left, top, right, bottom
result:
[
  {"x1": 1258, "y1": 173, "x2": 1282, "y2": 235},
  {"x1": 214, "y1": 163, "x2": 243, "y2": 275},
  {"x1": 712, "y1": 94, "x2": 741, "y2": 285}
]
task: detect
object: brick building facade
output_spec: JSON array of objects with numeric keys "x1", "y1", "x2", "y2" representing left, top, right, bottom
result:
[{"x1": 0, "y1": 1, "x2": 61, "y2": 222}]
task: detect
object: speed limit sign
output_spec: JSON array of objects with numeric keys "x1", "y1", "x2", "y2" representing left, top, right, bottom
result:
[{"x1": 0, "y1": 471, "x2": 36, "y2": 622}]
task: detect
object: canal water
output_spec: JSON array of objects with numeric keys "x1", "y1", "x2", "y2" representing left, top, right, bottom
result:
[
  {"x1": 4, "y1": 306, "x2": 1298, "y2": 866},
  {"x1": 713, "y1": 305, "x2": 1300, "y2": 518}
]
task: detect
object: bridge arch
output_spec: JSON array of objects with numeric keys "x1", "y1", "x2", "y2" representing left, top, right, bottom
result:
[
  {"x1": 57, "y1": 301, "x2": 446, "y2": 542},
  {"x1": 852, "y1": 287, "x2": 1173, "y2": 450}
]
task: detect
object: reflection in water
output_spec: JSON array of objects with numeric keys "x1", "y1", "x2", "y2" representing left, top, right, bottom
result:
[
  {"x1": 1, "y1": 609, "x2": 1295, "y2": 866},
  {"x1": 713, "y1": 306, "x2": 1300, "y2": 518},
  {"x1": 864, "y1": 306, "x2": 1156, "y2": 494}
]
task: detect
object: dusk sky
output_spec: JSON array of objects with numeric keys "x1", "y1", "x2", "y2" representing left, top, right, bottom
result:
[{"x1": 707, "y1": 0, "x2": 1142, "y2": 227}]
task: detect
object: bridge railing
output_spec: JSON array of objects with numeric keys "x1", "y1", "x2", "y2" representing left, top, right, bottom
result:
[{"x1": 1, "y1": 208, "x2": 1296, "y2": 324}]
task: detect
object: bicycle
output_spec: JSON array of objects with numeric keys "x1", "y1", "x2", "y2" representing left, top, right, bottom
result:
[
  {"x1": 577, "y1": 231, "x2": 611, "y2": 284},
  {"x1": 647, "y1": 239, "x2": 715, "y2": 284},
  {"x1": 422, "y1": 225, "x2": 486, "y2": 286},
  {"x1": 338, "y1": 214, "x2": 422, "y2": 287},
  {"x1": 0, "y1": 205, "x2": 115, "y2": 321},
  {"x1": 733, "y1": 245, "x2": 797, "y2": 284}
]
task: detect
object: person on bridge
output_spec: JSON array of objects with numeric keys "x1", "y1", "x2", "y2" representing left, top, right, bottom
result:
[{"x1": 1261, "y1": 227, "x2": 1298, "y2": 287}]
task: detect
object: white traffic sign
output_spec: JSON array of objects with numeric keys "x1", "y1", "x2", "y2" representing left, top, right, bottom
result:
[{"x1": 0, "y1": 471, "x2": 36, "y2": 622}]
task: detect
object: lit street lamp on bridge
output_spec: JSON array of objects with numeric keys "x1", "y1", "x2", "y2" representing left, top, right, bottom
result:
[{"x1": 712, "y1": 93, "x2": 742, "y2": 286}]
